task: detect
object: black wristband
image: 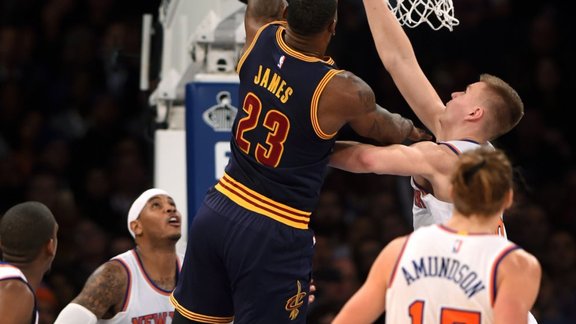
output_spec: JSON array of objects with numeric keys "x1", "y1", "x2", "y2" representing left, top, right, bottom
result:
[{"x1": 238, "y1": 0, "x2": 247, "y2": 4}]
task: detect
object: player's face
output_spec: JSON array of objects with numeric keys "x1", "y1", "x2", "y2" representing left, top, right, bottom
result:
[
  {"x1": 139, "y1": 195, "x2": 182, "y2": 242},
  {"x1": 445, "y1": 82, "x2": 485, "y2": 121}
]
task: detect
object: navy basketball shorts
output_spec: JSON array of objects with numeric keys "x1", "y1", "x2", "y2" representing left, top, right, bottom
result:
[{"x1": 171, "y1": 188, "x2": 315, "y2": 324}]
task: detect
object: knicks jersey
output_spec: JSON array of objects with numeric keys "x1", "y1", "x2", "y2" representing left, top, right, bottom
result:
[
  {"x1": 0, "y1": 263, "x2": 38, "y2": 324},
  {"x1": 411, "y1": 140, "x2": 482, "y2": 229},
  {"x1": 224, "y1": 21, "x2": 342, "y2": 226},
  {"x1": 386, "y1": 225, "x2": 519, "y2": 324},
  {"x1": 98, "y1": 250, "x2": 182, "y2": 324}
]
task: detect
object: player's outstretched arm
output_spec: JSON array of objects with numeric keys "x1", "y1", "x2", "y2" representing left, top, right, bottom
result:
[
  {"x1": 493, "y1": 249, "x2": 541, "y2": 324},
  {"x1": 362, "y1": 0, "x2": 445, "y2": 136},
  {"x1": 329, "y1": 140, "x2": 437, "y2": 177},
  {"x1": 54, "y1": 261, "x2": 128, "y2": 324},
  {"x1": 321, "y1": 71, "x2": 429, "y2": 144}
]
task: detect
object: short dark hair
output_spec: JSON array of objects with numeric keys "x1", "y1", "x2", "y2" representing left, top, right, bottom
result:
[
  {"x1": 287, "y1": 0, "x2": 337, "y2": 36},
  {"x1": 0, "y1": 201, "x2": 57, "y2": 262}
]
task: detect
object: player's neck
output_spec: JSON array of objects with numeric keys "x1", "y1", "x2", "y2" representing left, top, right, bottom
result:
[
  {"x1": 283, "y1": 29, "x2": 328, "y2": 59},
  {"x1": 135, "y1": 245, "x2": 177, "y2": 276},
  {"x1": 445, "y1": 214, "x2": 500, "y2": 234}
]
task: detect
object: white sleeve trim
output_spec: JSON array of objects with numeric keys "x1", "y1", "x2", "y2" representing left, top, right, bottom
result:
[{"x1": 54, "y1": 303, "x2": 98, "y2": 324}]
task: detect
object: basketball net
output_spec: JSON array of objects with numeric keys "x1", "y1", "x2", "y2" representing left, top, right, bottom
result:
[{"x1": 387, "y1": 0, "x2": 460, "y2": 31}]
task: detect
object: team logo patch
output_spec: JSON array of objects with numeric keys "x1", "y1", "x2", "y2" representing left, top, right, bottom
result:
[
  {"x1": 202, "y1": 91, "x2": 238, "y2": 132},
  {"x1": 285, "y1": 280, "x2": 307, "y2": 320}
]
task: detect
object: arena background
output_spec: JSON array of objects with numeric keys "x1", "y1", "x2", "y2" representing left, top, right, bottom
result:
[{"x1": 0, "y1": 0, "x2": 574, "y2": 323}]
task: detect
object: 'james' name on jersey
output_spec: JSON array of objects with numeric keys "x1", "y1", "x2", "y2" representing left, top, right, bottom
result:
[{"x1": 253, "y1": 65, "x2": 293, "y2": 103}]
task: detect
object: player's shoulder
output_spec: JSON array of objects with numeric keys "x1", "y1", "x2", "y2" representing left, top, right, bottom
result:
[
  {"x1": 0, "y1": 278, "x2": 35, "y2": 322},
  {"x1": 381, "y1": 235, "x2": 409, "y2": 259},
  {"x1": 0, "y1": 278, "x2": 34, "y2": 303},
  {"x1": 500, "y1": 248, "x2": 541, "y2": 278},
  {"x1": 329, "y1": 70, "x2": 371, "y2": 93},
  {"x1": 71, "y1": 259, "x2": 130, "y2": 313},
  {"x1": 86, "y1": 259, "x2": 130, "y2": 289},
  {"x1": 507, "y1": 248, "x2": 541, "y2": 269},
  {"x1": 324, "y1": 70, "x2": 374, "y2": 109}
]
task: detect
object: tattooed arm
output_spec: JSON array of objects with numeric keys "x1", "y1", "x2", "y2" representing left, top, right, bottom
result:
[
  {"x1": 54, "y1": 261, "x2": 128, "y2": 322},
  {"x1": 319, "y1": 70, "x2": 427, "y2": 145}
]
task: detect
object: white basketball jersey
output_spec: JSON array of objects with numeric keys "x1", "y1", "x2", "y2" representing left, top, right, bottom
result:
[
  {"x1": 386, "y1": 225, "x2": 518, "y2": 324},
  {"x1": 98, "y1": 250, "x2": 183, "y2": 324},
  {"x1": 0, "y1": 263, "x2": 38, "y2": 324},
  {"x1": 411, "y1": 140, "x2": 482, "y2": 229}
]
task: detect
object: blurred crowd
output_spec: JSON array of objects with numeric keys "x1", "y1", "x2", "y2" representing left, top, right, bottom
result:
[{"x1": 0, "y1": 0, "x2": 574, "y2": 323}]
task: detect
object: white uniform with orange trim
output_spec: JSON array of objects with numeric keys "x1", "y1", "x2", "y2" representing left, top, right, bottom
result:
[
  {"x1": 0, "y1": 263, "x2": 38, "y2": 324},
  {"x1": 98, "y1": 249, "x2": 183, "y2": 324},
  {"x1": 410, "y1": 141, "x2": 508, "y2": 237},
  {"x1": 386, "y1": 225, "x2": 518, "y2": 324}
]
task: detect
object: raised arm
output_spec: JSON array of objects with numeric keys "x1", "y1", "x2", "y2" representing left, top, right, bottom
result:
[
  {"x1": 362, "y1": 0, "x2": 445, "y2": 136},
  {"x1": 493, "y1": 250, "x2": 541, "y2": 324},
  {"x1": 243, "y1": 0, "x2": 287, "y2": 52},
  {"x1": 54, "y1": 261, "x2": 128, "y2": 323}
]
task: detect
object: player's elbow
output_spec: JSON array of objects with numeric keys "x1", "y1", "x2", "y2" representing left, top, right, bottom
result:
[{"x1": 352, "y1": 151, "x2": 381, "y2": 173}]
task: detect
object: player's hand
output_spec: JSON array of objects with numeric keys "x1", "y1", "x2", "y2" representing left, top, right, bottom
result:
[{"x1": 407, "y1": 124, "x2": 433, "y2": 142}]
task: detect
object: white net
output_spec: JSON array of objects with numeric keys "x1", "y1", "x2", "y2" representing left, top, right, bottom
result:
[{"x1": 387, "y1": 0, "x2": 460, "y2": 31}]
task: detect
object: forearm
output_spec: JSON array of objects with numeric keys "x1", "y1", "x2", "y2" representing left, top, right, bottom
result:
[
  {"x1": 329, "y1": 141, "x2": 375, "y2": 173},
  {"x1": 363, "y1": 0, "x2": 441, "y2": 133},
  {"x1": 371, "y1": 105, "x2": 415, "y2": 144},
  {"x1": 363, "y1": 0, "x2": 414, "y2": 69},
  {"x1": 246, "y1": 0, "x2": 286, "y2": 22}
]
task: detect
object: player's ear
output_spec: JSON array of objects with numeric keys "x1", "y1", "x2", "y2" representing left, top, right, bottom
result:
[
  {"x1": 130, "y1": 220, "x2": 143, "y2": 237},
  {"x1": 46, "y1": 238, "x2": 57, "y2": 257},
  {"x1": 46, "y1": 225, "x2": 58, "y2": 257},
  {"x1": 503, "y1": 189, "x2": 514, "y2": 209},
  {"x1": 466, "y1": 106, "x2": 483, "y2": 121},
  {"x1": 328, "y1": 18, "x2": 337, "y2": 36}
]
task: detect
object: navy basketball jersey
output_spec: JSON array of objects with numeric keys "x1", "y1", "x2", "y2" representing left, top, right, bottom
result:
[{"x1": 223, "y1": 21, "x2": 343, "y2": 227}]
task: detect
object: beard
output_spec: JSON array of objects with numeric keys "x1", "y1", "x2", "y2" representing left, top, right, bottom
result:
[{"x1": 168, "y1": 232, "x2": 182, "y2": 242}]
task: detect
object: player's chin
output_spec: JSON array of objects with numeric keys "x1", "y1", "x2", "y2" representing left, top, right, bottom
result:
[{"x1": 168, "y1": 232, "x2": 182, "y2": 242}]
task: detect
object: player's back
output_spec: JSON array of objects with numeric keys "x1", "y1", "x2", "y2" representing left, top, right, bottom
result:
[
  {"x1": 386, "y1": 225, "x2": 517, "y2": 324},
  {"x1": 229, "y1": 21, "x2": 342, "y2": 213}
]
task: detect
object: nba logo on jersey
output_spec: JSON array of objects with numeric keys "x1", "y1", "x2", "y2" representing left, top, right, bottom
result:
[
  {"x1": 277, "y1": 55, "x2": 286, "y2": 69},
  {"x1": 452, "y1": 239, "x2": 462, "y2": 253}
]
